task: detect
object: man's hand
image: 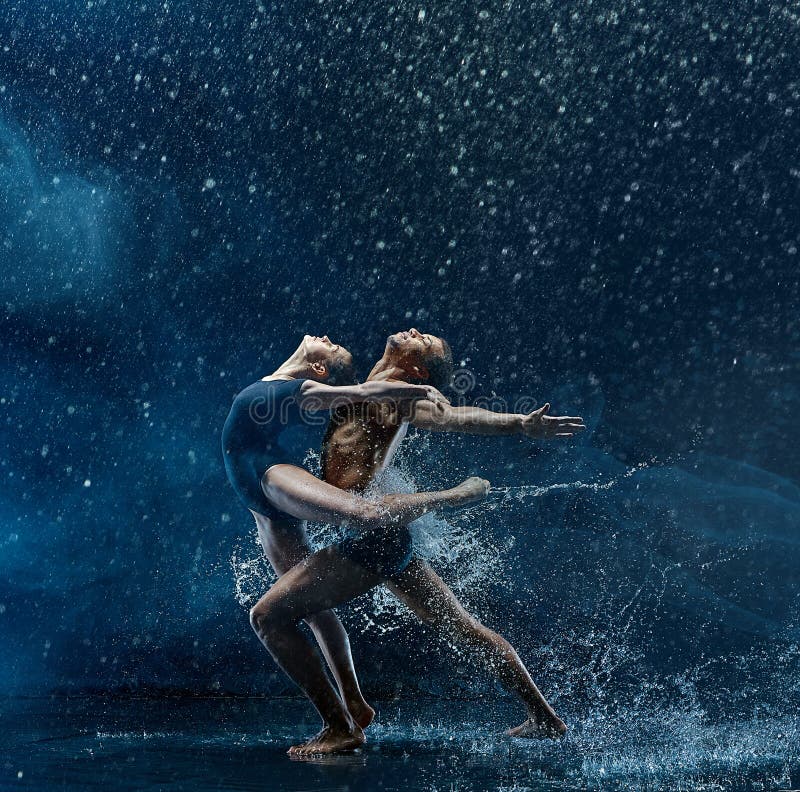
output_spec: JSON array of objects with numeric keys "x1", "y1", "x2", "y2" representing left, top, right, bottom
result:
[{"x1": 520, "y1": 403, "x2": 586, "y2": 439}]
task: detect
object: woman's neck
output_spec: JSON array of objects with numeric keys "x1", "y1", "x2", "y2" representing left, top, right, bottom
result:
[{"x1": 263, "y1": 353, "x2": 312, "y2": 382}]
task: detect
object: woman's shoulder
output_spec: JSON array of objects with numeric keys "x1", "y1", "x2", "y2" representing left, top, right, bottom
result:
[{"x1": 236, "y1": 377, "x2": 305, "y2": 400}]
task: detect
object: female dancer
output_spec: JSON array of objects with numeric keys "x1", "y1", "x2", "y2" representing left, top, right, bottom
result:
[{"x1": 222, "y1": 334, "x2": 489, "y2": 754}]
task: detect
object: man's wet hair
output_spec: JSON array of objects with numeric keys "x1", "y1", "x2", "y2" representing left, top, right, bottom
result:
[{"x1": 424, "y1": 338, "x2": 454, "y2": 390}]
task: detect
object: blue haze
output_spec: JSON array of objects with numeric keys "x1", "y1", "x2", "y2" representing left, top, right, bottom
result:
[{"x1": 0, "y1": 0, "x2": 798, "y2": 730}]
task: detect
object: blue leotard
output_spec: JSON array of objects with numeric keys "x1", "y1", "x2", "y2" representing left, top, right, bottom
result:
[
  {"x1": 222, "y1": 378, "x2": 322, "y2": 520},
  {"x1": 221, "y1": 378, "x2": 412, "y2": 578}
]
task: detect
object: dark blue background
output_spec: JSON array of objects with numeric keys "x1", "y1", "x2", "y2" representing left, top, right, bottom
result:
[{"x1": 1, "y1": 0, "x2": 798, "y2": 712}]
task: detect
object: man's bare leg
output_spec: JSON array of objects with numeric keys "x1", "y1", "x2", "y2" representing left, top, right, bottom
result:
[
  {"x1": 249, "y1": 545, "x2": 387, "y2": 755},
  {"x1": 386, "y1": 557, "x2": 566, "y2": 738},
  {"x1": 249, "y1": 465, "x2": 489, "y2": 753},
  {"x1": 255, "y1": 514, "x2": 374, "y2": 728}
]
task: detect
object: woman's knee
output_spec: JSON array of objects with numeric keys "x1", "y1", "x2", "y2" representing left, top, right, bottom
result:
[
  {"x1": 260, "y1": 467, "x2": 281, "y2": 502},
  {"x1": 304, "y1": 608, "x2": 337, "y2": 626},
  {"x1": 304, "y1": 609, "x2": 342, "y2": 635}
]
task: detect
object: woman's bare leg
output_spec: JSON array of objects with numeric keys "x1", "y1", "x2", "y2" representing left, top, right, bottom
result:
[
  {"x1": 249, "y1": 545, "x2": 387, "y2": 755},
  {"x1": 261, "y1": 464, "x2": 489, "y2": 529},
  {"x1": 254, "y1": 512, "x2": 374, "y2": 728},
  {"x1": 304, "y1": 611, "x2": 375, "y2": 729},
  {"x1": 386, "y1": 557, "x2": 566, "y2": 738}
]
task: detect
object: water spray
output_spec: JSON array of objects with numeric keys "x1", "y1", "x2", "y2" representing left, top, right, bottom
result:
[{"x1": 485, "y1": 462, "x2": 651, "y2": 503}]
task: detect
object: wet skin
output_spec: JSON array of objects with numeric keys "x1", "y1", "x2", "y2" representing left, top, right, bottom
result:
[
  {"x1": 240, "y1": 333, "x2": 488, "y2": 755},
  {"x1": 248, "y1": 330, "x2": 583, "y2": 754},
  {"x1": 316, "y1": 329, "x2": 585, "y2": 742}
]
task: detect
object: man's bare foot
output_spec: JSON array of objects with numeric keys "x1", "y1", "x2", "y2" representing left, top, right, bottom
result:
[
  {"x1": 507, "y1": 715, "x2": 567, "y2": 740},
  {"x1": 347, "y1": 698, "x2": 375, "y2": 730},
  {"x1": 287, "y1": 724, "x2": 365, "y2": 756},
  {"x1": 445, "y1": 476, "x2": 491, "y2": 510}
]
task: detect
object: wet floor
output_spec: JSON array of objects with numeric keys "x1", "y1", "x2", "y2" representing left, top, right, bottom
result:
[{"x1": 1, "y1": 696, "x2": 798, "y2": 791}]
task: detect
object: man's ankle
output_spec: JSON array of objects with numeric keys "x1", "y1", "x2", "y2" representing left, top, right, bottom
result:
[{"x1": 328, "y1": 712, "x2": 357, "y2": 733}]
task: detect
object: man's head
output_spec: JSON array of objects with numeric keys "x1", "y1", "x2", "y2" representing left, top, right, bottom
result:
[
  {"x1": 384, "y1": 328, "x2": 454, "y2": 389},
  {"x1": 297, "y1": 334, "x2": 356, "y2": 384}
]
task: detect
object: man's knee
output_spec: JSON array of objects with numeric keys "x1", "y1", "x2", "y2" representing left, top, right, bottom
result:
[
  {"x1": 249, "y1": 603, "x2": 267, "y2": 635},
  {"x1": 448, "y1": 612, "x2": 489, "y2": 644},
  {"x1": 249, "y1": 598, "x2": 292, "y2": 637}
]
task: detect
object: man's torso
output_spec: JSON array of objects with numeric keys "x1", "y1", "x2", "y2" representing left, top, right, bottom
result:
[{"x1": 321, "y1": 401, "x2": 407, "y2": 492}]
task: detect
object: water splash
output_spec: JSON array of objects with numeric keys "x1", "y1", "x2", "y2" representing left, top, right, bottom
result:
[
  {"x1": 228, "y1": 441, "x2": 800, "y2": 746},
  {"x1": 487, "y1": 460, "x2": 651, "y2": 502},
  {"x1": 349, "y1": 464, "x2": 511, "y2": 633},
  {"x1": 229, "y1": 445, "x2": 510, "y2": 626}
]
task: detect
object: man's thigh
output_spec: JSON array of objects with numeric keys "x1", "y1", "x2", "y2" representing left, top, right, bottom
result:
[
  {"x1": 385, "y1": 556, "x2": 473, "y2": 628},
  {"x1": 254, "y1": 545, "x2": 384, "y2": 622}
]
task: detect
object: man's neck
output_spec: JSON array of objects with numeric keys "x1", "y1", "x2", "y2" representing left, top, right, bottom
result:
[{"x1": 367, "y1": 353, "x2": 412, "y2": 383}]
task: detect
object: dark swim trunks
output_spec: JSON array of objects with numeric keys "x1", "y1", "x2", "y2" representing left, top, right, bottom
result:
[
  {"x1": 336, "y1": 523, "x2": 414, "y2": 580},
  {"x1": 221, "y1": 377, "x2": 413, "y2": 578}
]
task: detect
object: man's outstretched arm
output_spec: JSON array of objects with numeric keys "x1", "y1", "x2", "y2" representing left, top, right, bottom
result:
[{"x1": 409, "y1": 400, "x2": 586, "y2": 439}]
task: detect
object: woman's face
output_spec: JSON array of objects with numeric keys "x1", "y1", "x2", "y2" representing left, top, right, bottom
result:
[{"x1": 302, "y1": 334, "x2": 353, "y2": 372}]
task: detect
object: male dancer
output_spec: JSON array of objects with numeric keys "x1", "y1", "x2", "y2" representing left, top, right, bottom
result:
[
  {"x1": 320, "y1": 328, "x2": 585, "y2": 741},
  {"x1": 248, "y1": 331, "x2": 583, "y2": 754},
  {"x1": 223, "y1": 334, "x2": 489, "y2": 755}
]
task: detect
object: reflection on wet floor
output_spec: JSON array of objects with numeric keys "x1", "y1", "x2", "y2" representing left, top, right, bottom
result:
[{"x1": 2, "y1": 696, "x2": 799, "y2": 791}]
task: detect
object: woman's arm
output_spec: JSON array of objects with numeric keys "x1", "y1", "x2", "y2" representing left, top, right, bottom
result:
[{"x1": 299, "y1": 379, "x2": 449, "y2": 412}]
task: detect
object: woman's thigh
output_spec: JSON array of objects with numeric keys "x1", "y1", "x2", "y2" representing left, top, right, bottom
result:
[
  {"x1": 254, "y1": 513, "x2": 315, "y2": 576},
  {"x1": 261, "y1": 463, "x2": 376, "y2": 525}
]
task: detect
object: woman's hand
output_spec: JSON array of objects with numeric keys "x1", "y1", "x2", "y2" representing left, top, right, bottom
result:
[{"x1": 418, "y1": 385, "x2": 450, "y2": 407}]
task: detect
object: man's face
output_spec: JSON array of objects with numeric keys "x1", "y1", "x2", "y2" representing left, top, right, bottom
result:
[{"x1": 386, "y1": 328, "x2": 446, "y2": 365}]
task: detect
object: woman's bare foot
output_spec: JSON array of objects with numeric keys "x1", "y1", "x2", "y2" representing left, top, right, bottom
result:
[
  {"x1": 445, "y1": 476, "x2": 491, "y2": 510},
  {"x1": 287, "y1": 724, "x2": 365, "y2": 756},
  {"x1": 346, "y1": 698, "x2": 375, "y2": 730},
  {"x1": 507, "y1": 714, "x2": 567, "y2": 739}
]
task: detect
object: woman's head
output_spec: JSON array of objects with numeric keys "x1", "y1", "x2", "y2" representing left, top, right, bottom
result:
[{"x1": 299, "y1": 335, "x2": 356, "y2": 384}]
